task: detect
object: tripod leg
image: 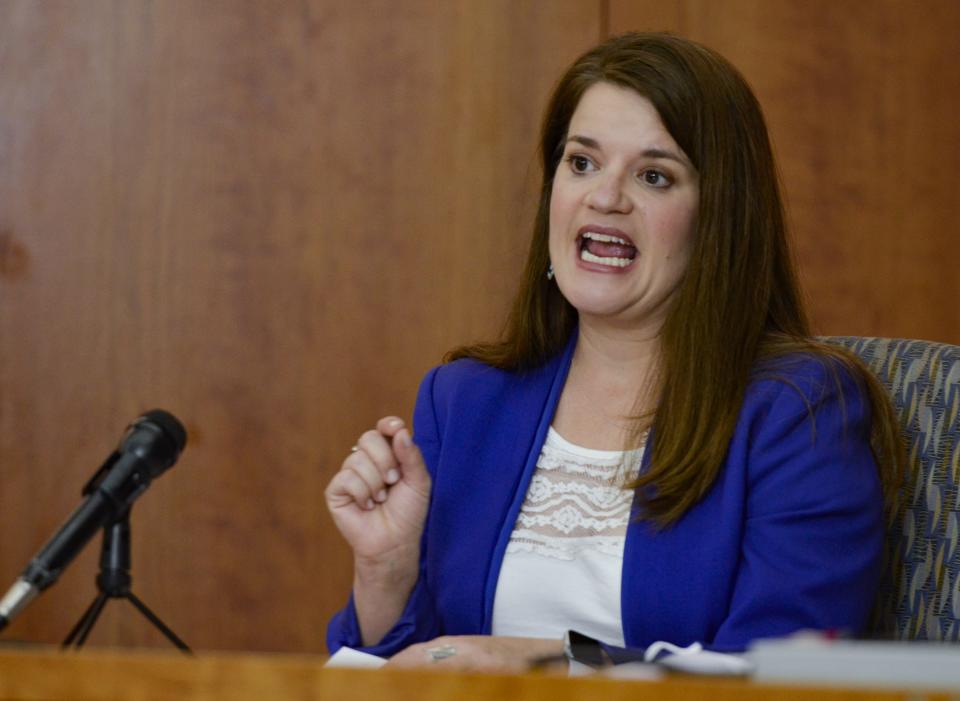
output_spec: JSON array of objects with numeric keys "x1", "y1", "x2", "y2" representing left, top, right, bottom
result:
[
  {"x1": 124, "y1": 591, "x2": 191, "y2": 653},
  {"x1": 62, "y1": 592, "x2": 109, "y2": 648}
]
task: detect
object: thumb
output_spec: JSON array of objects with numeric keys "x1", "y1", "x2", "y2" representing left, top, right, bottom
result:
[{"x1": 393, "y1": 428, "x2": 431, "y2": 494}]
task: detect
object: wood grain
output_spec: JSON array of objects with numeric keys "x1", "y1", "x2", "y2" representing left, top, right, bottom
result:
[
  {"x1": 0, "y1": 0, "x2": 601, "y2": 652},
  {"x1": 610, "y1": 0, "x2": 960, "y2": 344},
  {"x1": 4, "y1": 0, "x2": 955, "y2": 658},
  {"x1": 0, "y1": 647, "x2": 953, "y2": 701}
]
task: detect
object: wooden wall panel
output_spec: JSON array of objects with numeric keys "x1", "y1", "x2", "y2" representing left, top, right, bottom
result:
[
  {"x1": 610, "y1": 0, "x2": 960, "y2": 344},
  {"x1": 0, "y1": 0, "x2": 602, "y2": 652},
  {"x1": 5, "y1": 0, "x2": 951, "y2": 658}
]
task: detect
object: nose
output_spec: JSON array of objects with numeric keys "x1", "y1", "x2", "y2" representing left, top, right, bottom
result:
[{"x1": 584, "y1": 170, "x2": 632, "y2": 213}]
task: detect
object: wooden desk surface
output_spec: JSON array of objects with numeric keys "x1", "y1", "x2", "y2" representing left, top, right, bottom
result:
[{"x1": 0, "y1": 646, "x2": 954, "y2": 701}]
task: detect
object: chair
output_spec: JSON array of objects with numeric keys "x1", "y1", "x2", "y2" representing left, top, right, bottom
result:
[{"x1": 821, "y1": 336, "x2": 960, "y2": 641}]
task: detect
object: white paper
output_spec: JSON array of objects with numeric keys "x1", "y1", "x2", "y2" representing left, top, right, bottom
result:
[
  {"x1": 324, "y1": 646, "x2": 388, "y2": 669},
  {"x1": 657, "y1": 649, "x2": 753, "y2": 675}
]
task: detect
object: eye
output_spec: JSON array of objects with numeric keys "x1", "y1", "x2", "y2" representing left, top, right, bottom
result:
[
  {"x1": 639, "y1": 169, "x2": 671, "y2": 188},
  {"x1": 565, "y1": 154, "x2": 596, "y2": 174}
]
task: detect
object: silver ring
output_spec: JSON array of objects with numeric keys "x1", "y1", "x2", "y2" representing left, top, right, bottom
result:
[
  {"x1": 425, "y1": 644, "x2": 456, "y2": 662},
  {"x1": 350, "y1": 445, "x2": 359, "y2": 453}
]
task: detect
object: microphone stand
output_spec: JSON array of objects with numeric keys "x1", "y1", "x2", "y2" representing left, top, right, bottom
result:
[{"x1": 61, "y1": 510, "x2": 191, "y2": 653}]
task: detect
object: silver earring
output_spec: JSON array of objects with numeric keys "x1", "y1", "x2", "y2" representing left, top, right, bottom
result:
[{"x1": 546, "y1": 263, "x2": 554, "y2": 281}]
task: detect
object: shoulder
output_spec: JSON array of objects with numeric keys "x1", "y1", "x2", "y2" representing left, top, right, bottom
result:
[
  {"x1": 736, "y1": 349, "x2": 875, "y2": 456},
  {"x1": 734, "y1": 350, "x2": 874, "y2": 470},
  {"x1": 416, "y1": 358, "x2": 514, "y2": 409},
  {"x1": 412, "y1": 350, "x2": 570, "y2": 447},
  {"x1": 418, "y1": 353, "x2": 568, "y2": 409},
  {"x1": 745, "y1": 350, "x2": 868, "y2": 415},
  {"x1": 727, "y1": 351, "x2": 881, "y2": 520},
  {"x1": 429, "y1": 356, "x2": 510, "y2": 390},
  {"x1": 411, "y1": 359, "x2": 525, "y2": 446}
]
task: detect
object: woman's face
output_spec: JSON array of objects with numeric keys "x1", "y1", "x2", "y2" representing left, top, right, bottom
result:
[{"x1": 548, "y1": 82, "x2": 699, "y2": 332}]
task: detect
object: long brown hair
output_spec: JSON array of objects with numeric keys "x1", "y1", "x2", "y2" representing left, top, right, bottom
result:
[{"x1": 448, "y1": 33, "x2": 904, "y2": 526}]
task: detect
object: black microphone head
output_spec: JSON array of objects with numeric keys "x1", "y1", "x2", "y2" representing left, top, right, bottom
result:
[
  {"x1": 139, "y1": 409, "x2": 187, "y2": 452},
  {"x1": 119, "y1": 409, "x2": 187, "y2": 478}
]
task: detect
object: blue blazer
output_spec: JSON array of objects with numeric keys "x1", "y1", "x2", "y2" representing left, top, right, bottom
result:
[{"x1": 328, "y1": 335, "x2": 884, "y2": 656}]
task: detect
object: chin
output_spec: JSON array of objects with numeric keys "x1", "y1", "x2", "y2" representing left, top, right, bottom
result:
[
  {"x1": 560, "y1": 292, "x2": 630, "y2": 319},
  {"x1": 557, "y1": 275, "x2": 623, "y2": 305}
]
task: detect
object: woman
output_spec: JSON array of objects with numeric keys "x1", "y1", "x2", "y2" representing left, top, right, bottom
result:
[{"x1": 324, "y1": 32, "x2": 903, "y2": 671}]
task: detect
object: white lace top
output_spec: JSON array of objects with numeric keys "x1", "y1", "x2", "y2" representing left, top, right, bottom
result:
[{"x1": 490, "y1": 427, "x2": 644, "y2": 646}]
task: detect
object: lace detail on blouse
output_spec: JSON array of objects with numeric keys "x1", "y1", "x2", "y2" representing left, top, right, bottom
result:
[{"x1": 505, "y1": 428, "x2": 644, "y2": 561}]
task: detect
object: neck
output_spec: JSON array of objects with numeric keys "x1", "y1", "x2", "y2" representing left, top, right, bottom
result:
[
  {"x1": 573, "y1": 316, "x2": 661, "y2": 388},
  {"x1": 551, "y1": 316, "x2": 660, "y2": 448}
]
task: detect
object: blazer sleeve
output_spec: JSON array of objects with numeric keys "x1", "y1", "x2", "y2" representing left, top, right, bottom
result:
[
  {"x1": 710, "y1": 358, "x2": 885, "y2": 651},
  {"x1": 326, "y1": 366, "x2": 444, "y2": 657}
]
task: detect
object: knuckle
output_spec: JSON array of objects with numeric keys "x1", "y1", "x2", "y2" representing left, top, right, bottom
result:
[
  {"x1": 349, "y1": 486, "x2": 370, "y2": 503},
  {"x1": 359, "y1": 429, "x2": 382, "y2": 445},
  {"x1": 343, "y1": 464, "x2": 371, "y2": 485},
  {"x1": 326, "y1": 471, "x2": 348, "y2": 492},
  {"x1": 343, "y1": 451, "x2": 365, "y2": 470},
  {"x1": 353, "y1": 466, "x2": 384, "y2": 493},
  {"x1": 342, "y1": 470, "x2": 366, "y2": 491},
  {"x1": 345, "y1": 451, "x2": 368, "y2": 469}
]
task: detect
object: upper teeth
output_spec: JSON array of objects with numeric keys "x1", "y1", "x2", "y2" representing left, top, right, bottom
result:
[{"x1": 582, "y1": 232, "x2": 630, "y2": 245}]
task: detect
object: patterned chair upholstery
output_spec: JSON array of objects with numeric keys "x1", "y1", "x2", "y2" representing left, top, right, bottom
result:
[{"x1": 822, "y1": 336, "x2": 960, "y2": 641}]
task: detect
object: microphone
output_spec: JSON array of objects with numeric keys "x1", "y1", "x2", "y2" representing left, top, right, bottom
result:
[{"x1": 0, "y1": 409, "x2": 186, "y2": 631}]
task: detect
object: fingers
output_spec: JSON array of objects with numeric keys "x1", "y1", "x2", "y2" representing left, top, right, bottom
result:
[
  {"x1": 325, "y1": 466, "x2": 377, "y2": 511},
  {"x1": 376, "y1": 415, "x2": 405, "y2": 437},
  {"x1": 357, "y1": 417, "x2": 427, "y2": 491},
  {"x1": 391, "y1": 428, "x2": 431, "y2": 494},
  {"x1": 356, "y1": 429, "x2": 401, "y2": 486},
  {"x1": 327, "y1": 417, "x2": 430, "y2": 513},
  {"x1": 326, "y1": 417, "x2": 407, "y2": 511}
]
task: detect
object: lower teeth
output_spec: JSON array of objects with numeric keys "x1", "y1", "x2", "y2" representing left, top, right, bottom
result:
[{"x1": 581, "y1": 249, "x2": 633, "y2": 267}]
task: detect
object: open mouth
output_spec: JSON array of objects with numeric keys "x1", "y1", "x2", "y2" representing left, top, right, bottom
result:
[{"x1": 577, "y1": 231, "x2": 637, "y2": 268}]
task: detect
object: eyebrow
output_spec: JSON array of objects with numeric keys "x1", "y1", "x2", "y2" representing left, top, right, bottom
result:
[{"x1": 565, "y1": 135, "x2": 691, "y2": 167}]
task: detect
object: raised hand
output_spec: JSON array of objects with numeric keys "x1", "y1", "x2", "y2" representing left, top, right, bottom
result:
[{"x1": 325, "y1": 416, "x2": 432, "y2": 644}]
